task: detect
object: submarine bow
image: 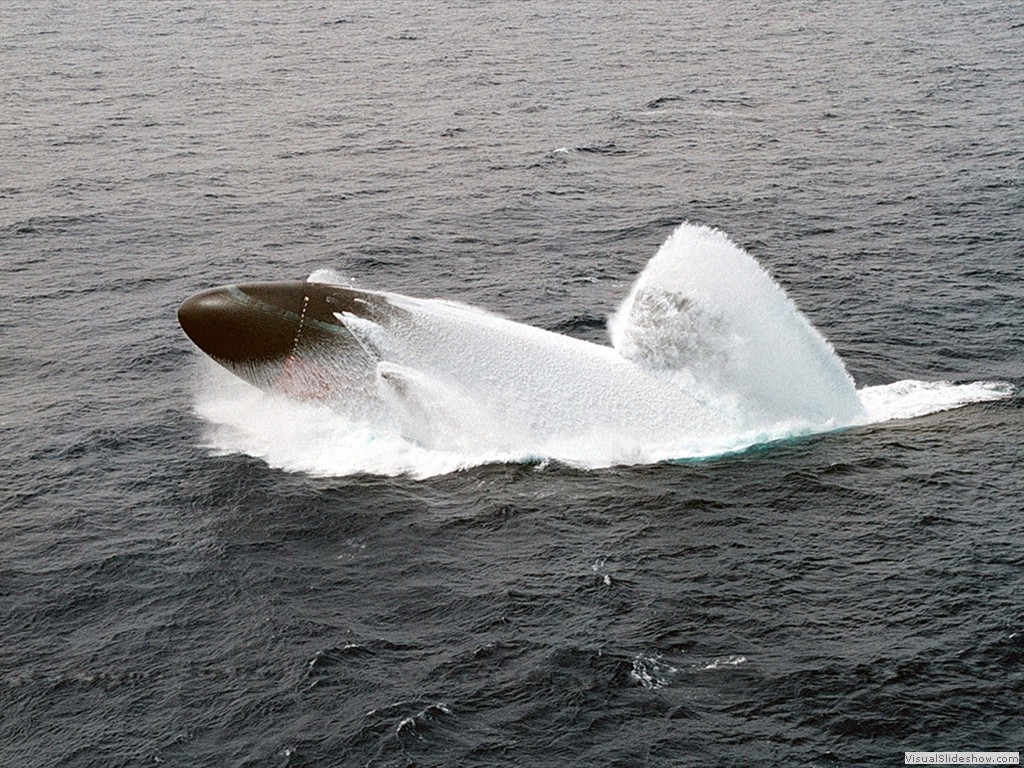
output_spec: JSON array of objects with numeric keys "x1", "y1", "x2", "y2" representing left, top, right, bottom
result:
[{"x1": 177, "y1": 281, "x2": 390, "y2": 395}]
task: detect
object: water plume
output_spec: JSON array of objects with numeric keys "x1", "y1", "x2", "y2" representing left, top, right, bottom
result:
[{"x1": 192, "y1": 224, "x2": 1013, "y2": 478}]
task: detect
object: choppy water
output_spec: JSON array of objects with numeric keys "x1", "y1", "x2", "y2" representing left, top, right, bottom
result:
[{"x1": 2, "y1": 2, "x2": 1022, "y2": 766}]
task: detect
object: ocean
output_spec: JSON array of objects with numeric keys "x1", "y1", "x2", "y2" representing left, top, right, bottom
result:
[{"x1": 2, "y1": 1, "x2": 1022, "y2": 766}]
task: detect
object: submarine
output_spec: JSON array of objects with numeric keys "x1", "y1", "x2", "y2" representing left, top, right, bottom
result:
[
  {"x1": 177, "y1": 224, "x2": 870, "y2": 440},
  {"x1": 176, "y1": 272, "x2": 740, "y2": 442}
]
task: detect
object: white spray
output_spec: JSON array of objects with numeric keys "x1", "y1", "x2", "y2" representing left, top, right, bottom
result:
[{"x1": 192, "y1": 223, "x2": 1012, "y2": 477}]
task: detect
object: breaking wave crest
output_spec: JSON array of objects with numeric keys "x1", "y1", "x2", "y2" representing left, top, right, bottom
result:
[{"x1": 191, "y1": 224, "x2": 1014, "y2": 478}]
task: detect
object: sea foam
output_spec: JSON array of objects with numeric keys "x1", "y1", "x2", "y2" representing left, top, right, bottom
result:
[{"x1": 192, "y1": 224, "x2": 1013, "y2": 478}]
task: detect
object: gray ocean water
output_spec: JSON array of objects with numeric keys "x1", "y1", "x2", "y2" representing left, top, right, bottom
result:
[{"x1": 2, "y1": 2, "x2": 1023, "y2": 766}]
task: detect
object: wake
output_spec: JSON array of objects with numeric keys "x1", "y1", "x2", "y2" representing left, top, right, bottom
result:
[{"x1": 192, "y1": 224, "x2": 1013, "y2": 478}]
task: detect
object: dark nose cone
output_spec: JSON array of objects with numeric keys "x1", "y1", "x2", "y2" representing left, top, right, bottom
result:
[
  {"x1": 178, "y1": 280, "x2": 391, "y2": 392},
  {"x1": 178, "y1": 283, "x2": 311, "y2": 367}
]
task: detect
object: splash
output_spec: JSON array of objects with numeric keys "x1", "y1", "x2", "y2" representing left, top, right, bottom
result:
[
  {"x1": 857, "y1": 379, "x2": 1013, "y2": 423},
  {"x1": 609, "y1": 224, "x2": 864, "y2": 426},
  {"x1": 191, "y1": 224, "x2": 1013, "y2": 478}
]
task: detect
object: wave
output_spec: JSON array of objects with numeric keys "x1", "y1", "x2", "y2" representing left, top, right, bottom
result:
[{"x1": 191, "y1": 224, "x2": 1014, "y2": 478}]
